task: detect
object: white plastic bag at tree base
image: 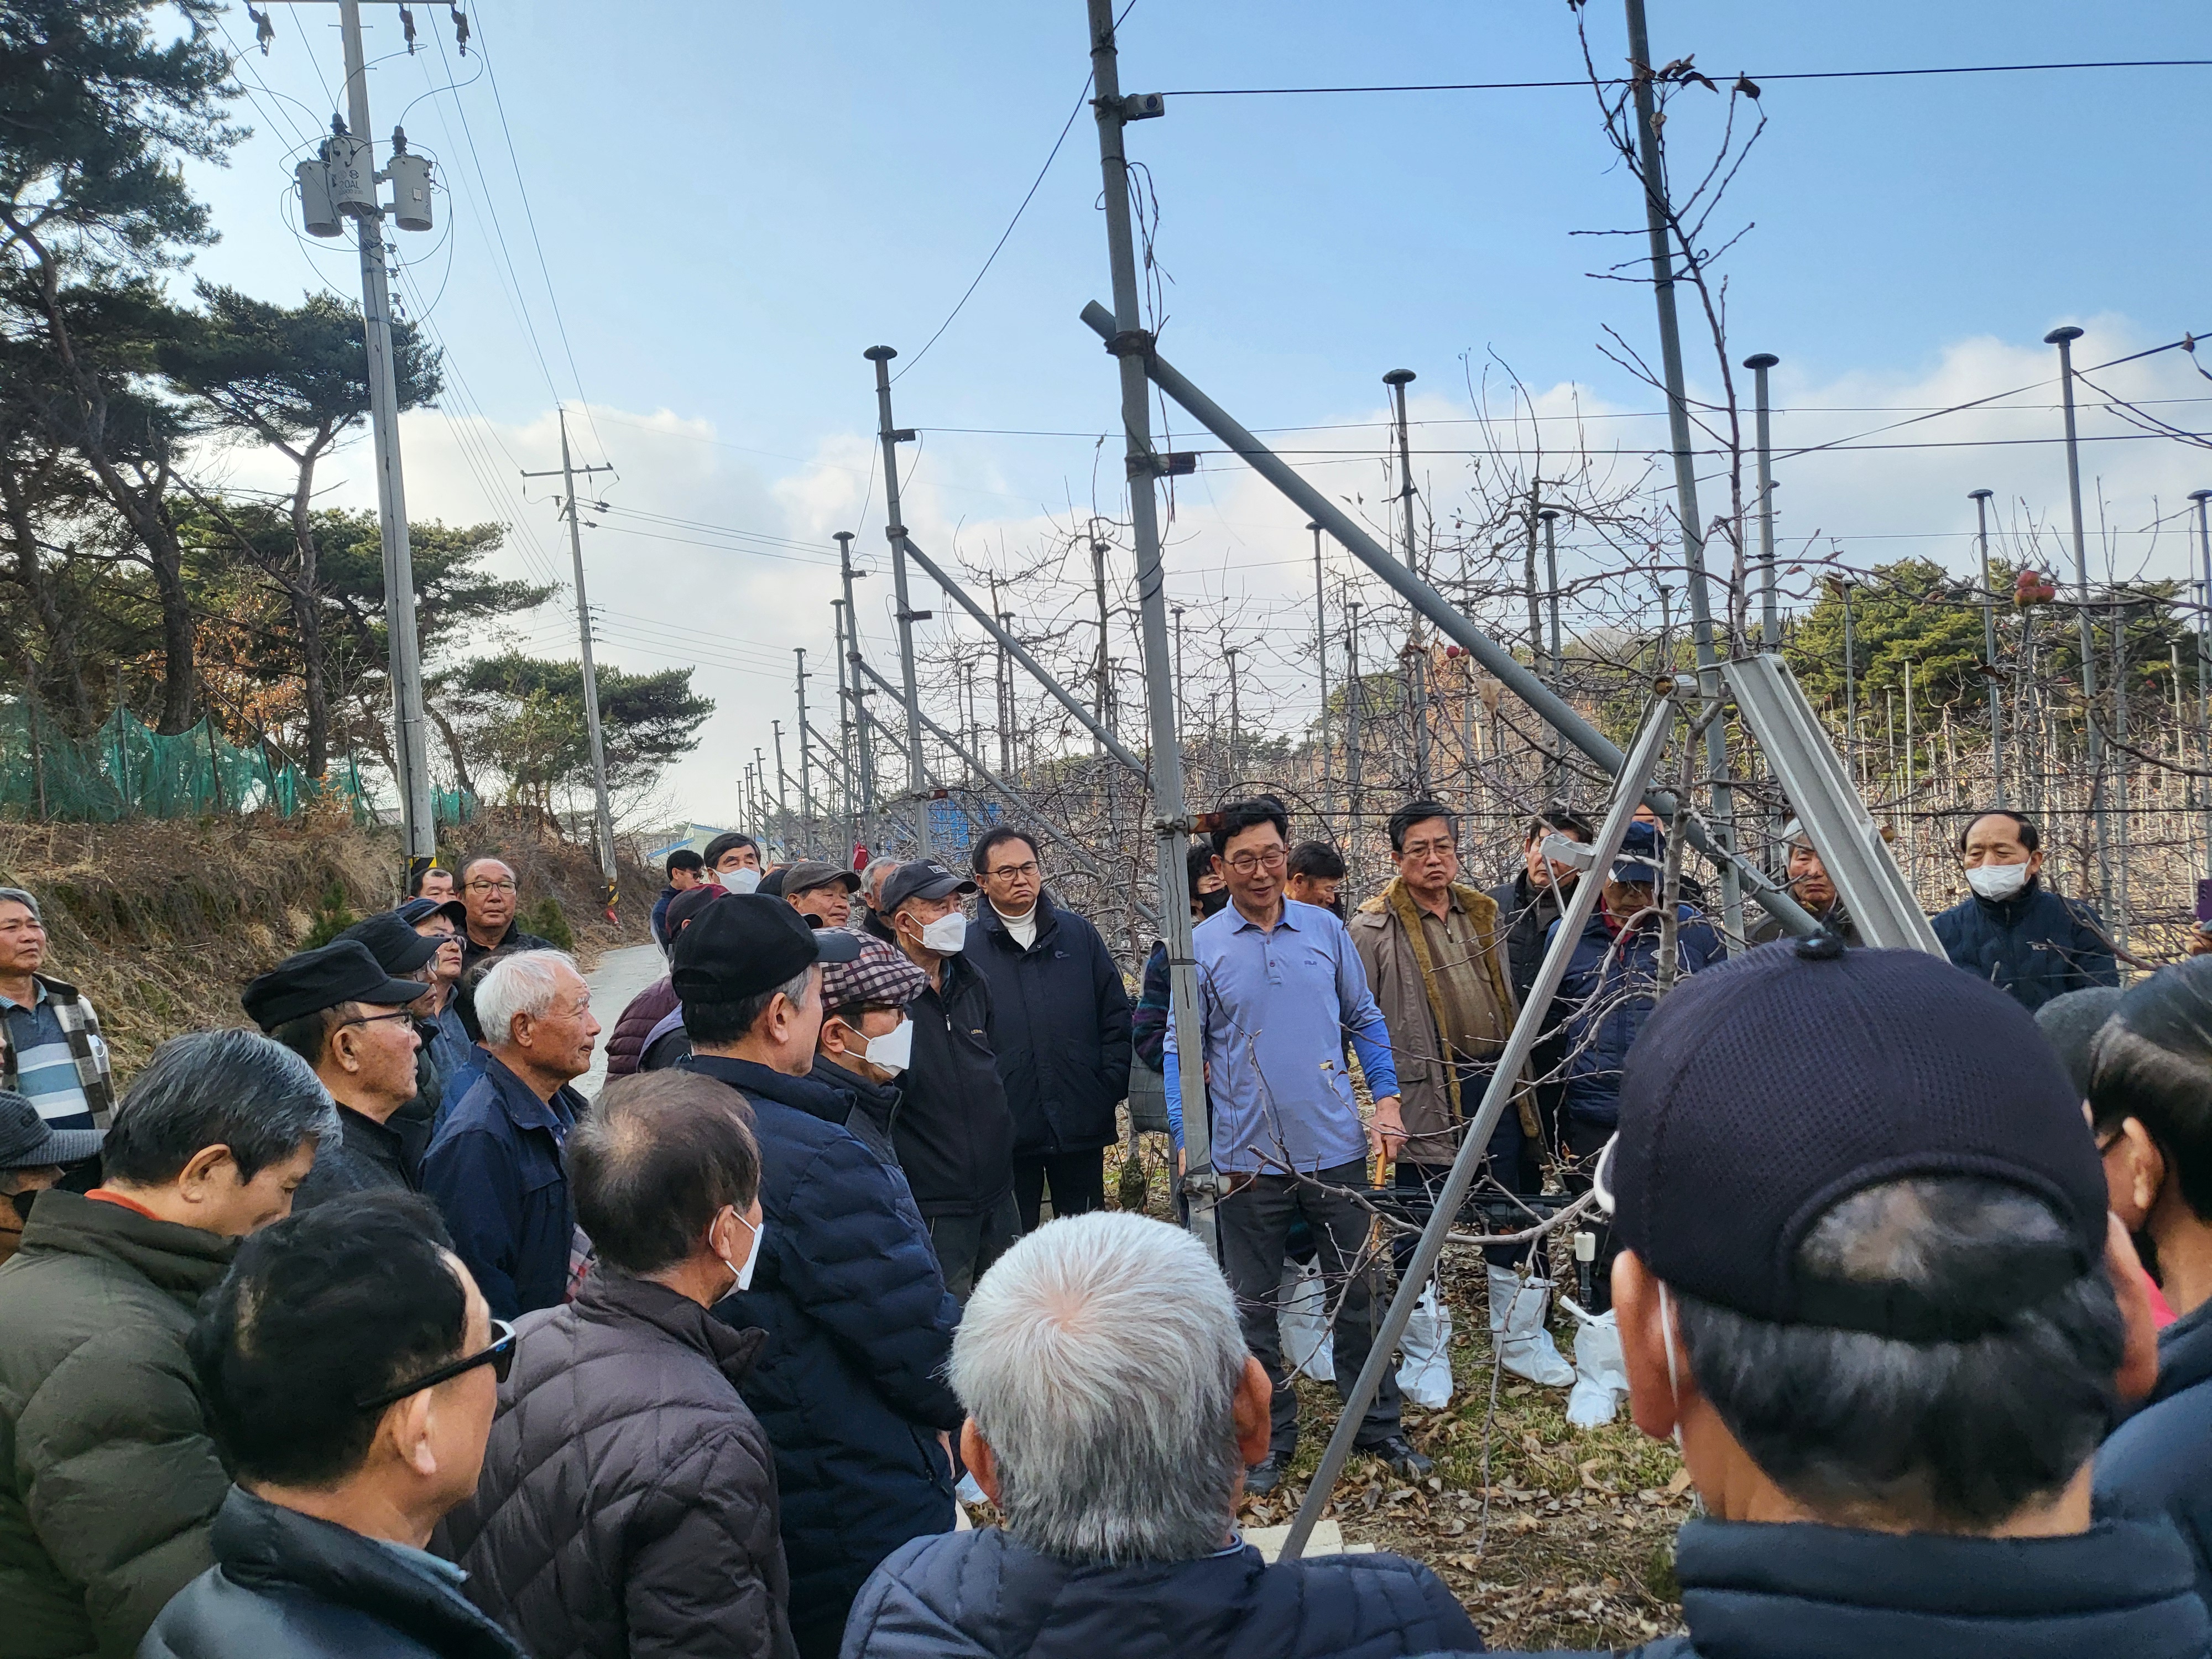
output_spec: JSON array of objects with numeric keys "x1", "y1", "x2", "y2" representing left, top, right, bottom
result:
[
  {"x1": 1396, "y1": 1280, "x2": 1455, "y2": 1409},
  {"x1": 1560, "y1": 1297, "x2": 1630, "y2": 1429},
  {"x1": 1279, "y1": 1259, "x2": 1335, "y2": 1382}
]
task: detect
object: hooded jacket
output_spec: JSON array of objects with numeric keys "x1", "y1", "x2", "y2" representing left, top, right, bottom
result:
[
  {"x1": 606, "y1": 977, "x2": 680, "y2": 1080},
  {"x1": 142, "y1": 1487, "x2": 522, "y2": 1659},
  {"x1": 680, "y1": 1053, "x2": 961, "y2": 1646},
  {"x1": 440, "y1": 1271, "x2": 796, "y2": 1659},
  {"x1": 1552, "y1": 904, "x2": 1725, "y2": 1129},
  {"x1": 1469, "y1": 1513, "x2": 2211, "y2": 1659},
  {"x1": 891, "y1": 951, "x2": 1015, "y2": 1218},
  {"x1": 969, "y1": 893, "x2": 1133, "y2": 1159},
  {"x1": 1929, "y1": 878, "x2": 2117, "y2": 1013},
  {"x1": 2096, "y1": 1296, "x2": 2212, "y2": 1613},
  {"x1": 0, "y1": 1190, "x2": 236, "y2": 1659},
  {"x1": 842, "y1": 1526, "x2": 1483, "y2": 1659}
]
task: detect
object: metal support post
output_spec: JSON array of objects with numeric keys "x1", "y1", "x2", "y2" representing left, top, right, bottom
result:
[
  {"x1": 1841, "y1": 580, "x2": 1859, "y2": 785},
  {"x1": 521, "y1": 409, "x2": 619, "y2": 896},
  {"x1": 1224, "y1": 644, "x2": 1242, "y2": 774},
  {"x1": 771, "y1": 721, "x2": 791, "y2": 859},
  {"x1": 1083, "y1": 0, "x2": 1214, "y2": 1253},
  {"x1": 836, "y1": 533, "x2": 879, "y2": 856},
  {"x1": 1385, "y1": 368, "x2": 1429, "y2": 793},
  {"x1": 2046, "y1": 325, "x2": 2109, "y2": 914},
  {"x1": 1745, "y1": 353, "x2": 1780, "y2": 649},
  {"x1": 1075, "y1": 302, "x2": 1817, "y2": 937},
  {"x1": 1311, "y1": 521, "x2": 1329, "y2": 800},
  {"x1": 1280, "y1": 688, "x2": 1681, "y2": 1563},
  {"x1": 338, "y1": 0, "x2": 435, "y2": 879},
  {"x1": 2195, "y1": 489, "x2": 2212, "y2": 877},
  {"x1": 795, "y1": 648, "x2": 815, "y2": 854},
  {"x1": 1971, "y1": 489, "x2": 2002, "y2": 802},
  {"x1": 865, "y1": 347, "x2": 933, "y2": 858},
  {"x1": 1623, "y1": 0, "x2": 1743, "y2": 951},
  {"x1": 1542, "y1": 505, "x2": 1563, "y2": 792}
]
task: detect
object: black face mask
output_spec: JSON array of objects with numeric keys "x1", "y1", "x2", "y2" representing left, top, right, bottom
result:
[
  {"x1": 4, "y1": 1188, "x2": 36, "y2": 1225},
  {"x1": 1196, "y1": 888, "x2": 1230, "y2": 920}
]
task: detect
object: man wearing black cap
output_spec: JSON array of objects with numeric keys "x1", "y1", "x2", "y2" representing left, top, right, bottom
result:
[
  {"x1": 672, "y1": 895, "x2": 962, "y2": 1659},
  {"x1": 0, "y1": 1088, "x2": 99, "y2": 1267},
  {"x1": 398, "y1": 895, "x2": 473, "y2": 1086},
  {"x1": 1503, "y1": 942, "x2": 2192, "y2": 1659},
  {"x1": 245, "y1": 938, "x2": 429, "y2": 1211},
  {"x1": 881, "y1": 858, "x2": 1018, "y2": 1298}
]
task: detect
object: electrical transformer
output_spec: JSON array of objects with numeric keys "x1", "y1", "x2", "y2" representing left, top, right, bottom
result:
[
  {"x1": 295, "y1": 155, "x2": 341, "y2": 237},
  {"x1": 388, "y1": 147, "x2": 434, "y2": 233}
]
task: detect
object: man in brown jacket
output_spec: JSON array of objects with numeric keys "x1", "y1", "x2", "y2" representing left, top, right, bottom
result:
[{"x1": 1349, "y1": 799, "x2": 1573, "y2": 1389}]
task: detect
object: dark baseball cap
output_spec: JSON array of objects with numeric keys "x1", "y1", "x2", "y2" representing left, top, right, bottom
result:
[
  {"x1": 1598, "y1": 941, "x2": 2108, "y2": 1339},
  {"x1": 880, "y1": 859, "x2": 977, "y2": 916},
  {"x1": 671, "y1": 893, "x2": 861, "y2": 1003},
  {"x1": 0, "y1": 1087, "x2": 102, "y2": 1170},
  {"x1": 784, "y1": 859, "x2": 861, "y2": 898},
  {"x1": 665, "y1": 884, "x2": 728, "y2": 933},
  {"x1": 1609, "y1": 820, "x2": 1665, "y2": 884},
  {"x1": 396, "y1": 896, "x2": 468, "y2": 930},
  {"x1": 242, "y1": 940, "x2": 426, "y2": 1031},
  {"x1": 336, "y1": 912, "x2": 443, "y2": 976}
]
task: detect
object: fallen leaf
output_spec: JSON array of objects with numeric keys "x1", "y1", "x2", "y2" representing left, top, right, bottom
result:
[{"x1": 1665, "y1": 1466, "x2": 1694, "y2": 1497}]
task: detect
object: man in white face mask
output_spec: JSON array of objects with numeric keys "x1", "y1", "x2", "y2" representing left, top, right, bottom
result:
[
  {"x1": 881, "y1": 860, "x2": 1020, "y2": 1301},
  {"x1": 703, "y1": 832, "x2": 764, "y2": 895},
  {"x1": 1930, "y1": 808, "x2": 2117, "y2": 1013}
]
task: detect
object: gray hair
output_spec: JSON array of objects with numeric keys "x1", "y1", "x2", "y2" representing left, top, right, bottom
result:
[
  {"x1": 474, "y1": 949, "x2": 581, "y2": 1050},
  {"x1": 103, "y1": 1030, "x2": 341, "y2": 1186},
  {"x1": 0, "y1": 886, "x2": 39, "y2": 921},
  {"x1": 951, "y1": 1211, "x2": 1246, "y2": 1563},
  {"x1": 860, "y1": 856, "x2": 900, "y2": 906},
  {"x1": 1674, "y1": 1175, "x2": 2124, "y2": 1531}
]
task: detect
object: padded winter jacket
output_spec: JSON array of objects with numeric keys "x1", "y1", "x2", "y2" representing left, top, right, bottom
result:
[
  {"x1": 420, "y1": 1055, "x2": 582, "y2": 1321},
  {"x1": 1929, "y1": 879, "x2": 2117, "y2": 1013},
  {"x1": 2098, "y1": 1297, "x2": 2212, "y2": 1615},
  {"x1": 143, "y1": 1486, "x2": 522, "y2": 1659},
  {"x1": 605, "y1": 976, "x2": 680, "y2": 1080},
  {"x1": 1551, "y1": 905, "x2": 1725, "y2": 1130},
  {"x1": 680, "y1": 1054, "x2": 962, "y2": 1652},
  {"x1": 969, "y1": 894, "x2": 1133, "y2": 1159},
  {"x1": 842, "y1": 1526, "x2": 1483, "y2": 1659},
  {"x1": 0, "y1": 1190, "x2": 236, "y2": 1659},
  {"x1": 893, "y1": 953, "x2": 1015, "y2": 1219},
  {"x1": 440, "y1": 1271, "x2": 796, "y2": 1659}
]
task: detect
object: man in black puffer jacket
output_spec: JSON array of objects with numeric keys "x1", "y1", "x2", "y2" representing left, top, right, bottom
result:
[
  {"x1": 1929, "y1": 808, "x2": 2116, "y2": 1012},
  {"x1": 441, "y1": 1071, "x2": 795, "y2": 1659},
  {"x1": 844, "y1": 1212, "x2": 1481, "y2": 1659},
  {"x1": 967, "y1": 831, "x2": 1133, "y2": 1233},
  {"x1": 672, "y1": 896, "x2": 962, "y2": 1659}
]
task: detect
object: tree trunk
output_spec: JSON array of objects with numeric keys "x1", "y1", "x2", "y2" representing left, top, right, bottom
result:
[
  {"x1": 144, "y1": 473, "x2": 195, "y2": 734},
  {"x1": 0, "y1": 461, "x2": 95, "y2": 734},
  {"x1": 426, "y1": 700, "x2": 476, "y2": 796},
  {"x1": 289, "y1": 431, "x2": 332, "y2": 776}
]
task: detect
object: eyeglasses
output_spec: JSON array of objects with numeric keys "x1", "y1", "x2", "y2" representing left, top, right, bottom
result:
[
  {"x1": 465, "y1": 879, "x2": 517, "y2": 894},
  {"x1": 340, "y1": 1009, "x2": 418, "y2": 1031},
  {"x1": 1225, "y1": 847, "x2": 1288, "y2": 875},
  {"x1": 356, "y1": 1319, "x2": 517, "y2": 1410},
  {"x1": 987, "y1": 862, "x2": 1040, "y2": 880}
]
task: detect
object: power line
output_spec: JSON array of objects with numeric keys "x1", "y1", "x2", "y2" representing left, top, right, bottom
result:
[{"x1": 1159, "y1": 58, "x2": 2212, "y2": 98}]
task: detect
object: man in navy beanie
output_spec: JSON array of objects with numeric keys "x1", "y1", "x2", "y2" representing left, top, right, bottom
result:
[{"x1": 1448, "y1": 940, "x2": 2202, "y2": 1659}]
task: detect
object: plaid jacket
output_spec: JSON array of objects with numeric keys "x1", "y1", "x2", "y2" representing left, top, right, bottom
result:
[{"x1": 1, "y1": 973, "x2": 116, "y2": 1130}]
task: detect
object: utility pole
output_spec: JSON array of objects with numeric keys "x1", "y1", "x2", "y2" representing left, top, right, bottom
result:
[
  {"x1": 1091, "y1": 536, "x2": 1113, "y2": 754},
  {"x1": 771, "y1": 722, "x2": 791, "y2": 860},
  {"x1": 794, "y1": 649, "x2": 815, "y2": 857},
  {"x1": 1083, "y1": 0, "x2": 1212, "y2": 1249},
  {"x1": 865, "y1": 347, "x2": 933, "y2": 858},
  {"x1": 836, "y1": 531, "x2": 879, "y2": 857},
  {"x1": 1384, "y1": 368, "x2": 1429, "y2": 794},
  {"x1": 830, "y1": 599, "x2": 857, "y2": 851},
  {"x1": 335, "y1": 0, "x2": 434, "y2": 881},
  {"x1": 2194, "y1": 489, "x2": 2212, "y2": 878},
  {"x1": 2046, "y1": 324, "x2": 2109, "y2": 915},
  {"x1": 1346, "y1": 596, "x2": 1364, "y2": 839},
  {"x1": 989, "y1": 576, "x2": 1013, "y2": 777},
  {"x1": 1311, "y1": 522, "x2": 1329, "y2": 800},
  {"x1": 519, "y1": 409, "x2": 619, "y2": 896},
  {"x1": 1624, "y1": 0, "x2": 1743, "y2": 948},
  {"x1": 1971, "y1": 489, "x2": 2002, "y2": 803},
  {"x1": 1744, "y1": 352, "x2": 1781, "y2": 649}
]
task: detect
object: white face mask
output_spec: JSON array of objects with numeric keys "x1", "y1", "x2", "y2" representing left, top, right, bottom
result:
[
  {"x1": 721, "y1": 867, "x2": 761, "y2": 895},
  {"x1": 716, "y1": 1208, "x2": 763, "y2": 1296},
  {"x1": 863, "y1": 1016, "x2": 914, "y2": 1074},
  {"x1": 920, "y1": 911, "x2": 967, "y2": 954},
  {"x1": 1965, "y1": 860, "x2": 2030, "y2": 901}
]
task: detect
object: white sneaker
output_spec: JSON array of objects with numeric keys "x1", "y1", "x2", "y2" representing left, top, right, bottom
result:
[{"x1": 1488, "y1": 1265, "x2": 1575, "y2": 1389}]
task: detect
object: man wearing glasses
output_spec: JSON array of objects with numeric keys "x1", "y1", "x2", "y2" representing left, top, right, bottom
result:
[
  {"x1": 244, "y1": 940, "x2": 434, "y2": 1211},
  {"x1": 456, "y1": 857, "x2": 554, "y2": 969},
  {"x1": 1162, "y1": 796, "x2": 1431, "y2": 1493},
  {"x1": 146, "y1": 1192, "x2": 525, "y2": 1659}
]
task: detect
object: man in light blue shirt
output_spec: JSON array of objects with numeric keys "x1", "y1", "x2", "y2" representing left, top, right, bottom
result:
[{"x1": 1164, "y1": 797, "x2": 1430, "y2": 1493}]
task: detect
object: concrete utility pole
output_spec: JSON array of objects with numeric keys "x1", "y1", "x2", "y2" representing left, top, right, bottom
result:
[
  {"x1": 836, "y1": 533, "x2": 878, "y2": 856},
  {"x1": 794, "y1": 649, "x2": 814, "y2": 853},
  {"x1": 1971, "y1": 489, "x2": 2002, "y2": 802},
  {"x1": 520, "y1": 409, "x2": 618, "y2": 896},
  {"x1": 2046, "y1": 324, "x2": 2109, "y2": 914},
  {"x1": 1384, "y1": 368, "x2": 1429, "y2": 795},
  {"x1": 2194, "y1": 489, "x2": 2212, "y2": 877},
  {"x1": 1082, "y1": 0, "x2": 1213, "y2": 1250},
  {"x1": 336, "y1": 0, "x2": 435, "y2": 879},
  {"x1": 865, "y1": 347, "x2": 933, "y2": 858},
  {"x1": 771, "y1": 722, "x2": 791, "y2": 858},
  {"x1": 1745, "y1": 352, "x2": 1781, "y2": 649},
  {"x1": 1624, "y1": 0, "x2": 1743, "y2": 949}
]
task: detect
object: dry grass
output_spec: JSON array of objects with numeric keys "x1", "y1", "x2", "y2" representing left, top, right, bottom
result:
[{"x1": 0, "y1": 808, "x2": 656, "y2": 1081}]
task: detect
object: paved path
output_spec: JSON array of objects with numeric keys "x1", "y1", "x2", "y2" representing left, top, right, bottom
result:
[{"x1": 581, "y1": 942, "x2": 665, "y2": 1097}]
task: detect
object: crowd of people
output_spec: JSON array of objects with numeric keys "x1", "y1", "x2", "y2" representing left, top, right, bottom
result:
[{"x1": 0, "y1": 785, "x2": 2199, "y2": 1659}]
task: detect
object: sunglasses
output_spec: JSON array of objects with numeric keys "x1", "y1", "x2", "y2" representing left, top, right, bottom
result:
[{"x1": 356, "y1": 1318, "x2": 516, "y2": 1411}]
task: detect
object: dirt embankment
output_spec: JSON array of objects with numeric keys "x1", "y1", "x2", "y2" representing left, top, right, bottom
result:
[{"x1": 0, "y1": 807, "x2": 656, "y2": 1081}]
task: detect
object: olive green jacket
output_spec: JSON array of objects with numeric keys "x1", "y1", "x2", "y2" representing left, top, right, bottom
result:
[{"x1": 0, "y1": 1192, "x2": 236, "y2": 1659}]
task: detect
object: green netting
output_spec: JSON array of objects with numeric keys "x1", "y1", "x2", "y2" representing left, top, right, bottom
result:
[{"x1": 0, "y1": 698, "x2": 401, "y2": 824}]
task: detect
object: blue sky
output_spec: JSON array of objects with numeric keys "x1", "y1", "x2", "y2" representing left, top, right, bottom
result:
[{"x1": 181, "y1": 1, "x2": 2212, "y2": 825}]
